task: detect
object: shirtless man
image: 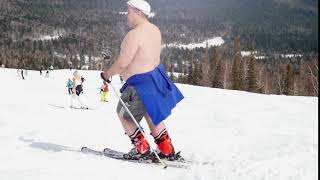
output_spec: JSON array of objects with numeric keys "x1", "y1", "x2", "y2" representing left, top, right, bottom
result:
[{"x1": 101, "y1": 0, "x2": 184, "y2": 160}]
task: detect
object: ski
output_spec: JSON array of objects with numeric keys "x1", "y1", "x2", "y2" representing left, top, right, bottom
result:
[
  {"x1": 80, "y1": 147, "x2": 189, "y2": 169},
  {"x1": 70, "y1": 107, "x2": 94, "y2": 110},
  {"x1": 48, "y1": 104, "x2": 94, "y2": 110},
  {"x1": 48, "y1": 104, "x2": 65, "y2": 108}
]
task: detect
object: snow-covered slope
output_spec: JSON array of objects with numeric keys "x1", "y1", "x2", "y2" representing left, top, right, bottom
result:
[
  {"x1": 0, "y1": 68, "x2": 317, "y2": 180},
  {"x1": 163, "y1": 37, "x2": 225, "y2": 50}
]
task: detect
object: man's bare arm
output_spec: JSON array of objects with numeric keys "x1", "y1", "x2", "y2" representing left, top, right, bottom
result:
[{"x1": 104, "y1": 31, "x2": 139, "y2": 78}]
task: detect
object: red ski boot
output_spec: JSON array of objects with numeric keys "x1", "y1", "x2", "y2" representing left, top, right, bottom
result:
[
  {"x1": 123, "y1": 129, "x2": 150, "y2": 160},
  {"x1": 154, "y1": 129, "x2": 176, "y2": 159}
]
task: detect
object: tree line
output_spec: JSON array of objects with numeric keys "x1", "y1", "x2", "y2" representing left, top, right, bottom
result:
[{"x1": 164, "y1": 37, "x2": 318, "y2": 97}]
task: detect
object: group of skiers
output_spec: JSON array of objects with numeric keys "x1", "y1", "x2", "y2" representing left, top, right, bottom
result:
[
  {"x1": 39, "y1": 65, "x2": 54, "y2": 77},
  {"x1": 6, "y1": 0, "x2": 186, "y2": 163},
  {"x1": 39, "y1": 69, "x2": 50, "y2": 77},
  {"x1": 16, "y1": 68, "x2": 52, "y2": 79},
  {"x1": 66, "y1": 70, "x2": 86, "y2": 109},
  {"x1": 66, "y1": 70, "x2": 109, "y2": 109},
  {"x1": 9, "y1": 0, "x2": 185, "y2": 163},
  {"x1": 61, "y1": 0, "x2": 184, "y2": 163}
]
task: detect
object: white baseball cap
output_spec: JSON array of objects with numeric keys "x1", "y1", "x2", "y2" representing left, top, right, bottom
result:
[{"x1": 127, "y1": 0, "x2": 151, "y2": 17}]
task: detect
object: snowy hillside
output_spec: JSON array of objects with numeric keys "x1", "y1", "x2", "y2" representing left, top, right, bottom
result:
[
  {"x1": 0, "y1": 68, "x2": 318, "y2": 180},
  {"x1": 163, "y1": 37, "x2": 225, "y2": 50}
]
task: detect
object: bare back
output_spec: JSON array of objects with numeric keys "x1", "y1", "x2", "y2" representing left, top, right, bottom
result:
[{"x1": 121, "y1": 22, "x2": 161, "y2": 80}]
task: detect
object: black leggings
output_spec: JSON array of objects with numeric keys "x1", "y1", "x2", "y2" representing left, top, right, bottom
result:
[
  {"x1": 68, "y1": 88, "x2": 73, "y2": 95},
  {"x1": 75, "y1": 85, "x2": 83, "y2": 96}
]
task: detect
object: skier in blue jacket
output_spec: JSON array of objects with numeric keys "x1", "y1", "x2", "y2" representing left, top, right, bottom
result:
[
  {"x1": 66, "y1": 78, "x2": 74, "y2": 95},
  {"x1": 101, "y1": 0, "x2": 184, "y2": 161}
]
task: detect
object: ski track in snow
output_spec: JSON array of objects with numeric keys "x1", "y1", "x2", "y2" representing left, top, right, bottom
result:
[{"x1": 0, "y1": 68, "x2": 318, "y2": 180}]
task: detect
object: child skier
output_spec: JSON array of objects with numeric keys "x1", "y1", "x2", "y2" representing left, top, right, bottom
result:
[
  {"x1": 66, "y1": 78, "x2": 74, "y2": 95},
  {"x1": 100, "y1": 81, "x2": 109, "y2": 102}
]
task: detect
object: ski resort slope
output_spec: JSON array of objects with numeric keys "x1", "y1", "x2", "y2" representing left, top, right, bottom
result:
[{"x1": 0, "y1": 68, "x2": 318, "y2": 180}]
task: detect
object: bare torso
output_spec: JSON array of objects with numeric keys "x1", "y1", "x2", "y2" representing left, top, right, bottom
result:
[{"x1": 121, "y1": 22, "x2": 161, "y2": 80}]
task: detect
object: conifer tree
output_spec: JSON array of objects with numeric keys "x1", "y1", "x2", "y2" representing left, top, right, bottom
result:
[
  {"x1": 239, "y1": 57, "x2": 245, "y2": 90},
  {"x1": 193, "y1": 61, "x2": 202, "y2": 86},
  {"x1": 200, "y1": 47, "x2": 212, "y2": 87},
  {"x1": 284, "y1": 63, "x2": 294, "y2": 95},
  {"x1": 246, "y1": 55, "x2": 258, "y2": 92},
  {"x1": 212, "y1": 48, "x2": 224, "y2": 88},
  {"x1": 213, "y1": 59, "x2": 224, "y2": 88},
  {"x1": 231, "y1": 36, "x2": 244, "y2": 90},
  {"x1": 169, "y1": 64, "x2": 175, "y2": 82}
]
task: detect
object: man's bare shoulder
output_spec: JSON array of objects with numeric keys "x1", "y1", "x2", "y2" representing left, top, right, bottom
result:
[
  {"x1": 149, "y1": 23, "x2": 161, "y2": 33},
  {"x1": 122, "y1": 29, "x2": 139, "y2": 48},
  {"x1": 125, "y1": 29, "x2": 138, "y2": 40}
]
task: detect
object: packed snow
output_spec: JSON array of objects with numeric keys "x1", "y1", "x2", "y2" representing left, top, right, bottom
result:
[
  {"x1": 163, "y1": 37, "x2": 225, "y2": 50},
  {"x1": 241, "y1": 51, "x2": 258, "y2": 57},
  {"x1": 240, "y1": 51, "x2": 267, "y2": 60},
  {"x1": 0, "y1": 68, "x2": 318, "y2": 180},
  {"x1": 280, "y1": 54, "x2": 303, "y2": 58},
  {"x1": 37, "y1": 35, "x2": 61, "y2": 41},
  {"x1": 241, "y1": 51, "x2": 303, "y2": 60}
]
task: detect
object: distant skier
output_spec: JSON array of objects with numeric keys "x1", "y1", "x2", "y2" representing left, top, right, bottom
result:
[
  {"x1": 40, "y1": 69, "x2": 42, "y2": 76},
  {"x1": 45, "y1": 70, "x2": 49, "y2": 78},
  {"x1": 66, "y1": 78, "x2": 74, "y2": 95},
  {"x1": 50, "y1": 65, "x2": 54, "y2": 71},
  {"x1": 100, "y1": 81, "x2": 109, "y2": 102},
  {"x1": 21, "y1": 69, "x2": 25, "y2": 80},
  {"x1": 101, "y1": 0, "x2": 184, "y2": 161},
  {"x1": 70, "y1": 70, "x2": 87, "y2": 109}
]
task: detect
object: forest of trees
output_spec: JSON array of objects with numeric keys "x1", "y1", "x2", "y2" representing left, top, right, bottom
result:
[
  {"x1": 0, "y1": 0, "x2": 318, "y2": 96},
  {"x1": 166, "y1": 37, "x2": 318, "y2": 96}
]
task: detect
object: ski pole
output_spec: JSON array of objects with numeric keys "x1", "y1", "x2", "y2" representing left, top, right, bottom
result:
[{"x1": 108, "y1": 82, "x2": 168, "y2": 169}]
